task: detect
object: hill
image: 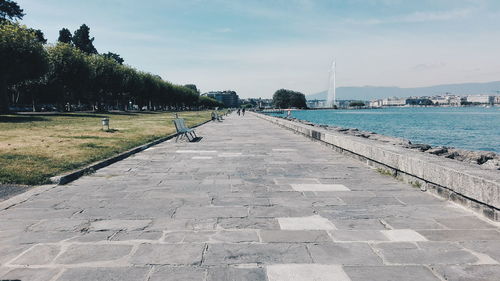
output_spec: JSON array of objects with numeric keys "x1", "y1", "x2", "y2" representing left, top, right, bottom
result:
[{"x1": 307, "y1": 81, "x2": 500, "y2": 101}]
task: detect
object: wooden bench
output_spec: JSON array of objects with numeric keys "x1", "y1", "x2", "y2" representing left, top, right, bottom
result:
[{"x1": 173, "y1": 118, "x2": 197, "y2": 142}]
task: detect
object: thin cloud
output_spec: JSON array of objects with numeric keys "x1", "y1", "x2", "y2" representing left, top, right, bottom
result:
[
  {"x1": 214, "y1": 27, "x2": 232, "y2": 33},
  {"x1": 412, "y1": 62, "x2": 447, "y2": 71},
  {"x1": 345, "y1": 8, "x2": 474, "y2": 25}
]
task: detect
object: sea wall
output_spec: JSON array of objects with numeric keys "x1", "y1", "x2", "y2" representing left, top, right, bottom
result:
[{"x1": 254, "y1": 112, "x2": 500, "y2": 221}]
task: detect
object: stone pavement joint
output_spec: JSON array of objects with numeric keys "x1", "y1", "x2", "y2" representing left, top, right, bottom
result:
[{"x1": 1, "y1": 113, "x2": 499, "y2": 281}]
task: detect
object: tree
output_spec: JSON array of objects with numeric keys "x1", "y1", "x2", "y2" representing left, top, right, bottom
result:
[
  {"x1": 349, "y1": 101, "x2": 365, "y2": 107},
  {"x1": 58, "y1": 28, "x2": 72, "y2": 44},
  {"x1": 184, "y1": 84, "x2": 199, "y2": 93},
  {"x1": 0, "y1": 0, "x2": 24, "y2": 23},
  {"x1": 87, "y1": 54, "x2": 123, "y2": 110},
  {"x1": 72, "y1": 24, "x2": 97, "y2": 54},
  {"x1": 46, "y1": 43, "x2": 90, "y2": 110},
  {"x1": 28, "y1": 28, "x2": 47, "y2": 44},
  {"x1": 289, "y1": 91, "x2": 307, "y2": 108},
  {"x1": 102, "y1": 52, "x2": 124, "y2": 64},
  {"x1": 0, "y1": 23, "x2": 48, "y2": 112},
  {"x1": 199, "y1": 96, "x2": 223, "y2": 109},
  {"x1": 272, "y1": 89, "x2": 307, "y2": 109}
]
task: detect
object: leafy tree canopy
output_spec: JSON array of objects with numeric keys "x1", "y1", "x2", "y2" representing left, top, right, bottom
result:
[
  {"x1": 46, "y1": 43, "x2": 90, "y2": 103},
  {"x1": 184, "y1": 84, "x2": 199, "y2": 93},
  {"x1": 0, "y1": 23, "x2": 48, "y2": 112},
  {"x1": 58, "y1": 28, "x2": 72, "y2": 44},
  {"x1": 199, "y1": 96, "x2": 224, "y2": 108},
  {"x1": 349, "y1": 101, "x2": 365, "y2": 107},
  {"x1": 28, "y1": 28, "x2": 47, "y2": 44},
  {"x1": 0, "y1": 0, "x2": 24, "y2": 22},
  {"x1": 102, "y1": 52, "x2": 124, "y2": 64},
  {"x1": 272, "y1": 89, "x2": 307, "y2": 109},
  {"x1": 72, "y1": 24, "x2": 97, "y2": 54},
  {"x1": 0, "y1": 23, "x2": 48, "y2": 84}
]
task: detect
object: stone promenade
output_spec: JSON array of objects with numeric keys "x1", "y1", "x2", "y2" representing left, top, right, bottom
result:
[{"x1": 1, "y1": 113, "x2": 499, "y2": 281}]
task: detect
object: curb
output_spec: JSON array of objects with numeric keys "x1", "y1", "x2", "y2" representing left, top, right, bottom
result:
[{"x1": 49, "y1": 119, "x2": 212, "y2": 185}]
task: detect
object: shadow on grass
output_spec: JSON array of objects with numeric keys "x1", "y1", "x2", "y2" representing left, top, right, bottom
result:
[{"x1": 0, "y1": 115, "x2": 48, "y2": 123}]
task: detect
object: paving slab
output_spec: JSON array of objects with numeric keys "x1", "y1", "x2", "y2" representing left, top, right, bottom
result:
[
  {"x1": 373, "y1": 242, "x2": 481, "y2": 265},
  {"x1": 260, "y1": 230, "x2": 332, "y2": 243},
  {"x1": 55, "y1": 267, "x2": 150, "y2": 281},
  {"x1": 381, "y1": 229, "x2": 428, "y2": 242},
  {"x1": 290, "y1": 184, "x2": 351, "y2": 192},
  {"x1": 266, "y1": 264, "x2": 350, "y2": 281},
  {"x1": 0, "y1": 113, "x2": 498, "y2": 279},
  {"x1": 307, "y1": 242, "x2": 383, "y2": 265},
  {"x1": 343, "y1": 266, "x2": 440, "y2": 281},
  {"x1": 9, "y1": 244, "x2": 60, "y2": 266},
  {"x1": 329, "y1": 230, "x2": 389, "y2": 242},
  {"x1": 417, "y1": 229, "x2": 500, "y2": 241},
  {"x1": 0, "y1": 268, "x2": 61, "y2": 281},
  {"x1": 130, "y1": 244, "x2": 205, "y2": 265},
  {"x1": 277, "y1": 215, "x2": 336, "y2": 230},
  {"x1": 149, "y1": 266, "x2": 206, "y2": 281},
  {"x1": 54, "y1": 244, "x2": 133, "y2": 265},
  {"x1": 207, "y1": 266, "x2": 267, "y2": 281},
  {"x1": 431, "y1": 264, "x2": 500, "y2": 281},
  {"x1": 203, "y1": 243, "x2": 312, "y2": 265}
]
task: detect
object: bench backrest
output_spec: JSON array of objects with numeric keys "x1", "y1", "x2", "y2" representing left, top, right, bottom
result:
[{"x1": 173, "y1": 118, "x2": 186, "y2": 132}]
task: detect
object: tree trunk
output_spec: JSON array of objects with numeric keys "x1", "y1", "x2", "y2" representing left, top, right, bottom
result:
[{"x1": 0, "y1": 78, "x2": 9, "y2": 113}]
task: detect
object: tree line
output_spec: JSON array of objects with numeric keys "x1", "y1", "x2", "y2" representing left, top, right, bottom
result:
[{"x1": 0, "y1": 0, "x2": 223, "y2": 113}]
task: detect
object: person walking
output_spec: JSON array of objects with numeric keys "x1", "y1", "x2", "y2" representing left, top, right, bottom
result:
[
  {"x1": 242, "y1": 108, "x2": 245, "y2": 116},
  {"x1": 237, "y1": 109, "x2": 241, "y2": 116}
]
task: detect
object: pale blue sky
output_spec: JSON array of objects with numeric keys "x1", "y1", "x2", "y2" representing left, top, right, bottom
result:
[{"x1": 17, "y1": 0, "x2": 500, "y2": 98}]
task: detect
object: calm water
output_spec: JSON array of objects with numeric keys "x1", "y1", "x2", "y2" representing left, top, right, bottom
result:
[{"x1": 270, "y1": 107, "x2": 500, "y2": 153}]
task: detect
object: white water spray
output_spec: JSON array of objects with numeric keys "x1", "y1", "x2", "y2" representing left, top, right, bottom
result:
[{"x1": 326, "y1": 60, "x2": 336, "y2": 108}]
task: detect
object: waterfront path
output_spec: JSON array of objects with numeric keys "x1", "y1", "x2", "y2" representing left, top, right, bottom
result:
[{"x1": 1, "y1": 113, "x2": 499, "y2": 281}]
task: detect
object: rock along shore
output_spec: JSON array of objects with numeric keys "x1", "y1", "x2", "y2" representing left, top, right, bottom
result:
[{"x1": 285, "y1": 117, "x2": 500, "y2": 171}]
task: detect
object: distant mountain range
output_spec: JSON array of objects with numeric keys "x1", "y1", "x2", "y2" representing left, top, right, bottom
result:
[{"x1": 307, "y1": 81, "x2": 500, "y2": 101}]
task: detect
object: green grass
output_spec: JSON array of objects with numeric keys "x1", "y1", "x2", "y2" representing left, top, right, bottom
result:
[{"x1": 0, "y1": 111, "x2": 214, "y2": 185}]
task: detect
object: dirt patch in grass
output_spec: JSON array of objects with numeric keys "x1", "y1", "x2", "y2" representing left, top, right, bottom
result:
[{"x1": 0, "y1": 111, "x2": 213, "y2": 185}]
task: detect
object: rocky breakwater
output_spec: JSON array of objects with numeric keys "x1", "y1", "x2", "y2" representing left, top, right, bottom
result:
[{"x1": 288, "y1": 118, "x2": 500, "y2": 171}]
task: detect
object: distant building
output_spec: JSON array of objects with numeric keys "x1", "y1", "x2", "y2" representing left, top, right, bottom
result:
[
  {"x1": 306, "y1": 99, "x2": 327, "y2": 108},
  {"x1": 430, "y1": 96, "x2": 448, "y2": 105},
  {"x1": 202, "y1": 91, "x2": 240, "y2": 108},
  {"x1": 240, "y1": 98, "x2": 273, "y2": 109},
  {"x1": 369, "y1": 100, "x2": 383, "y2": 108},
  {"x1": 382, "y1": 97, "x2": 407, "y2": 106},
  {"x1": 495, "y1": 96, "x2": 500, "y2": 105},
  {"x1": 406, "y1": 98, "x2": 433, "y2": 106},
  {"x1": 467, "y1": 95, "x2": 495, "y2": 104}
]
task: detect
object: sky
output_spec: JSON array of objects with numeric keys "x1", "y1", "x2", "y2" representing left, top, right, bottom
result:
[{"x1": 16, "y1": 0, "x2": 500, "y2": 98}]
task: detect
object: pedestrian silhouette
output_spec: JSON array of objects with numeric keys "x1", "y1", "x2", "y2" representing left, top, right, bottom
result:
[{"x1": 242, "y1": 108, "x2": 245, "y2": 116}]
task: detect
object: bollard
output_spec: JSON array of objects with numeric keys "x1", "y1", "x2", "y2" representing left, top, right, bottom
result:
[{"x1": 102, "y1": 118, "x2": 110, "y2": 131}]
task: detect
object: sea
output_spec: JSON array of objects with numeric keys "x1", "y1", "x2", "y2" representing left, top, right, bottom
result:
[{"x1": 268, "y1": 107, "x2": 500, "y2": 153}]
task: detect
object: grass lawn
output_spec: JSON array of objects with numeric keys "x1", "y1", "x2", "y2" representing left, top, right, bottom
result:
[{"x1": 0, "y1": 111, "x2": 213, "y2": 185}]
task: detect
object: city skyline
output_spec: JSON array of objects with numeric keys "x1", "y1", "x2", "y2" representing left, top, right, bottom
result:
[{"x1": 17, "y1": 0, "x2": 500, "y2": 98}]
